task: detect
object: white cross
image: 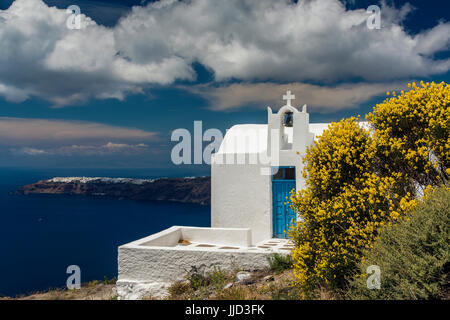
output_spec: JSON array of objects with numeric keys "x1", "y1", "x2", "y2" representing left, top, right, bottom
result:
[{"x1": 283, "y1": 90, "x2": 295, "y2": 106}]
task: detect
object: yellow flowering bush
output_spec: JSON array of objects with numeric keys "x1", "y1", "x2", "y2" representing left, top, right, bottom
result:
[
  {"x1": 367, "y1": 81, "x2": 449, "y2": 188},
  {"x1": 290, "y1": 118, "x2": 416, "y2": 297},
  {"x1": 290, "y1": 81, "x2": 449, "y2": 298}
]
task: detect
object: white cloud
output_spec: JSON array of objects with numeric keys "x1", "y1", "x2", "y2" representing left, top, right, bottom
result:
[
  {"x1": 414, "y1": 22, "x2": 450, "y2": 55},
  {"x1": 114, "y1": 0, "x2": 450, "y2": 82},
  {"x1": 0, "y1": 0, "x2": 194, "y2": 105},
  {"x1": 0, "y1": 84, "x2": 29, "y2": 103},
  {"x1": 186, "y1": 81, "x2": 408, "y2": 112},
  {"x1": 14, "y1": 147, "x2": 48, "y2": 155},
  {"x1": 55, "y1": 142, "x2": 150, "y2": 155},
  {"x1": 0, "y1": 0, "x2": 449, "y2": 105},
  {"x1": 12, "y1": 142, "x2": 150, "y2": 156}
]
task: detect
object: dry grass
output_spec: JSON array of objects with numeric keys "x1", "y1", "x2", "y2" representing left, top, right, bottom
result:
[
  {"x1": 167, "y1": 268, "x2": 302, "y2": 300},
  {"x1": 0, "y1": 269, "x2": 334, "y2": 300},
  {"x1": 1, "y1": 280, "x2": 117, "y2": 300}
]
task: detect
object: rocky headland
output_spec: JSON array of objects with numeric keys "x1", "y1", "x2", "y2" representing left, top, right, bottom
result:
[{"x1": 16, "y1": 176, "x2": 211, "y2": 205}]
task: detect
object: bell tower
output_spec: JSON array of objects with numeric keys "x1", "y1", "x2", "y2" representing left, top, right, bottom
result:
[{"x1": 267, "y1": 90, "x2": 314, "y2": 156}]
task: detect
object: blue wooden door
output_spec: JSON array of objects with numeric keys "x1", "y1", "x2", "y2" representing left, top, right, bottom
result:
[{"x1": 272, "y1": 179, "x2": 296, "y2": 238}]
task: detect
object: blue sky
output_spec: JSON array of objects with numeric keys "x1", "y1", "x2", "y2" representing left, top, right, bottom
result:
[{"x1": 0, "y1": 0, "x2": 449, "y2": 172}]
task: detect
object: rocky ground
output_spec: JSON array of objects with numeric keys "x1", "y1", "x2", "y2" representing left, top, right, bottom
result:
[
  {"x1": 162, "y1": 268, "x2": 301, "y2": 300},
  {"x1": 1, "y1": 268, "x2": 310, "y2": 300},
  {"x1": 1, "y1": 280, "x2": 118, "y2": 300}
]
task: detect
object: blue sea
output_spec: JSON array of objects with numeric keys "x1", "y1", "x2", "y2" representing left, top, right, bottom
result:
[{"x1": 0, "y1": 167, "x2": 210, "y2": 297}]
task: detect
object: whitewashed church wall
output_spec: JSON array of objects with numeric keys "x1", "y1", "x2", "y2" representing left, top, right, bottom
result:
[{"x1": 211, "y1": 160, "x2": 272, "y2": 244}]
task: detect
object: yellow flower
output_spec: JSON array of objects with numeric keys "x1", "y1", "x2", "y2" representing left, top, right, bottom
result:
[{"x1": 291, "y1": 82, "x2": 449, "y2": 297}]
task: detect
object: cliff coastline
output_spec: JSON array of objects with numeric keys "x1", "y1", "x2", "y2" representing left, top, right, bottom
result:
[{"x1": 16, "y1": 176, "x2": 211, "y2": 205}]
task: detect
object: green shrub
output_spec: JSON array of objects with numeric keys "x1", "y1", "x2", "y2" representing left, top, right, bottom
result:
[
  {"x1": 209, "y1": 267, "x2": 227, "y2": 291},
  {"x1": 103, "y1": 276, "x2": 117, "y2": 285},
  {"x1": 188, "y1": 273, "x2": 206, "y2": 291},
  {"x1": 346, "y1": 186, "x2": 450, "y2": 299},
  {"x1": 268, "y1": 253, "x2": 293, "y2": 274}
]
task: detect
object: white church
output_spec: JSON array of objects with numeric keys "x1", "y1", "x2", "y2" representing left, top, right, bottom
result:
[
  {"x1": 211, "y1": 90, "x2": 329, "y2": 243},
  {"x1": 117, "y1": 91, "x2": 329, "y2": 299}
]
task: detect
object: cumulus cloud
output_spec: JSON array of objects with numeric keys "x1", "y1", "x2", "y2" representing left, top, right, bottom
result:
[
  {"x1": 0, "y1": 0, "x2": 449, "y2": 105},
  {"x1": 186, "y1": 81, "x2": 408, "y2": 112},
  {"x1": 0, "y1": 117, "x2": 158, "y2": 146},
  {"x1": 0, "y1": 0, "x2": 194, "y2": 105}
]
